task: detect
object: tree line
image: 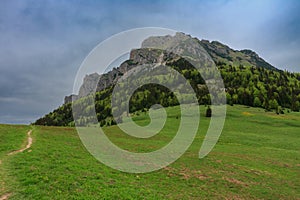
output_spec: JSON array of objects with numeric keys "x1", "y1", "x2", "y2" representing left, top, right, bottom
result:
[{"x1": 34, "y1": 59, "x2": 300, "y2": 126}]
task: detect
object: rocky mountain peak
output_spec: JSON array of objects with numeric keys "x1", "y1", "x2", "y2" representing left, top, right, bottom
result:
[
  {"x1": 64, "y1": 32, "x2": 278, "y2": 104},
  {"x1": 141, "y1": 32, "x2": 193, "y2": 50}
]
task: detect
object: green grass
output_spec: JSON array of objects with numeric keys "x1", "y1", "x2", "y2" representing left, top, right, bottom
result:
[
  {"x1": 0, "y1": 105, "x2": 299, "y2": 199},
  {"x1": 0, "y1": 124, "x2": 30, "y2": 196}
]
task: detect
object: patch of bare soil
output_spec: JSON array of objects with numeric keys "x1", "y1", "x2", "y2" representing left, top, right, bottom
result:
[
  {"x1": 0, "y1": 193, "x2": 11, "y2": 200},
  {"x1": 223, "y1": 177, "x2": 249, "y2": 187},
  {"x1": 163, "y1": 166, "x2": 210, "y2": 180}
]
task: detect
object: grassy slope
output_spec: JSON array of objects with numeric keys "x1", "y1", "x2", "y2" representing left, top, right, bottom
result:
[
  {"x1": 0, "y1": 105, "x2": 299, "y2": 199},
  {"x1": 0, "y1": 125, "x2": 30, "y2": 196}
]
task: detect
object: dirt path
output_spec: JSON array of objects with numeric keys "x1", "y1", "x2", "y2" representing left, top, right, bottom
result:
[
  {"x1": 8, "y1": 130, "x2": 32, "y2": 156},
  {"x1": 1, "y1": 130, "x2": 33, "y2": 199},
  {"x1": 0, "y1": 193, "x2": 11, "y2": 200}
]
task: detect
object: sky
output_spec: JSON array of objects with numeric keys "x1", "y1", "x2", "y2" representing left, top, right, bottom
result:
[{"x1": 0, "y1": 0, "x2": 300, "y2": 124}]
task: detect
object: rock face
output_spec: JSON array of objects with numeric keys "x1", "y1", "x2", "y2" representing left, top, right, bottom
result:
[
  {"x1": 64, "y1": 57, "x2": 138, "y2": 104},
  {"x1": 64, "y1": 94, "x2": 78, "y2": 104},
  {"x1": 239, "y1": 49, "x2": 275, "y2": 70},
  {"x1": 64, "y1": 32, "x2": 278, "y2": 104},
  {"x1": 199, "y1": 40, "x2": 277, "y2": 70},
  {"x1": 78, "y1": 73, "x2": 100, "y2": 97},
  {"x1": 141, "y1": 32, "x2": 192, "y2": 50}
]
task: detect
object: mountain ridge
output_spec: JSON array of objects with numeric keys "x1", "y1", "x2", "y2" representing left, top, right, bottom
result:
[
  {"x1": 34, "y1": 32, "x2": 300, "y2": 126},
  {"x1": 65, "y1": 32, "x2": 278, "y2": 104}
]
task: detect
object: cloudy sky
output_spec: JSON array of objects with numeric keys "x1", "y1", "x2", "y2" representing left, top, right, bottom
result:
[{"x1": 0, "y1": 0, "x2": 299, "y2": 124}]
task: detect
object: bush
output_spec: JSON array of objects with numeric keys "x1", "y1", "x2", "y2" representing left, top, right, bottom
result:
[
  {"x1": 206, "y1": 106, "x2": 212, "y2": 117},
  {"x1": 100, "y1": 120, "x2": 106, "y2": 127},
  {"x1": 253, "y1": 97, "x2": 262, "y2": 107}
]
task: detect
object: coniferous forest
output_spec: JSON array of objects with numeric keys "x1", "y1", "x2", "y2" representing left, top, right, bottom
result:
[{"x1": 34, "y1": 58, "x2": 300, "y2": 127}]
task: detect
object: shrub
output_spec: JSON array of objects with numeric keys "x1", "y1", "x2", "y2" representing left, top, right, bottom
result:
[{"x1": 206, "y1": 106, "x2": 212, "y2": 117}]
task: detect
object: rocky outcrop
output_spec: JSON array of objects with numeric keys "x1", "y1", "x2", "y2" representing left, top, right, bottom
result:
[
  {"x1": 65, "y1": 48, "x2": 177, "y2": 104},
  {"x1": 78, "y1": 73, "x2": 100, "y2": 98},
  {"x1": 64, "y1": 94, "x2": 78, "y2": 104},
  {"x1": 239, "y1": 49, "x2": 275, "y2": 70},
  {"x1": 64, "y1": 32, "x2": 278, "y2": 104},
  {"x1": 199, "y1": 40, "x2": 277, "y2": 70}
]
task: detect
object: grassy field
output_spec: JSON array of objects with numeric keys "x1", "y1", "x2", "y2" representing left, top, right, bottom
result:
[{"x1": 0, "y1": 105, "x2": 299, "y2": 199}]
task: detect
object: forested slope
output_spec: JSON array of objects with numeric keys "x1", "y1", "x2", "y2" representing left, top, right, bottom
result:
[
  {"x1": 34, "y1": 60, "x2": 300, "y2": 126},
  {"x1": 34, "y1": 33, "x2": 300, "y2": 126}
]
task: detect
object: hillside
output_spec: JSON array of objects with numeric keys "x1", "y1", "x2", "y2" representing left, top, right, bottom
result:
[
  {"x1": 199, "y1": 40, "x2": 277, "y2": 71},
  {"x1": 2, "y1": 105, "x2": 300, "y2": 199},
  {"x1": 66, "y1": 33, "x2": 278, "y2": 102},
  {"x1": 34, "y1": 33, "x2": 300, "y2": 126}
]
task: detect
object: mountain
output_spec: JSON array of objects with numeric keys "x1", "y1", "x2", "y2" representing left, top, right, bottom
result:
[
  {"x1": 199, "y1": 40, "x2": 277, "y2": 71},
  {"x1": 34, "y1": 33, "x2": 300, "y2": 126},
  {"x1": 64, "y1": 33, "x2": 278, "y2": 104}
]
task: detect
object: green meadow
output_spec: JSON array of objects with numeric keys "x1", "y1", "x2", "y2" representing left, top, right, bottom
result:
[{"x1": 0, "y1": 105, "x2": 299, "y2": 199}]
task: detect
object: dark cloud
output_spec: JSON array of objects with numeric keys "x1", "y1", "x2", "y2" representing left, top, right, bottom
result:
[{"x1": 0, "y1": 0, "x2": 299, "y2": 124}]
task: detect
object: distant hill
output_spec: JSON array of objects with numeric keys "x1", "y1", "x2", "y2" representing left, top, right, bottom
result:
[
  {"x1": 34, "y1": 33, "x2": 300, "y2": 126},
  {"x1": 65, "y1": 32, "x2": 278, "y2": 104}
]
